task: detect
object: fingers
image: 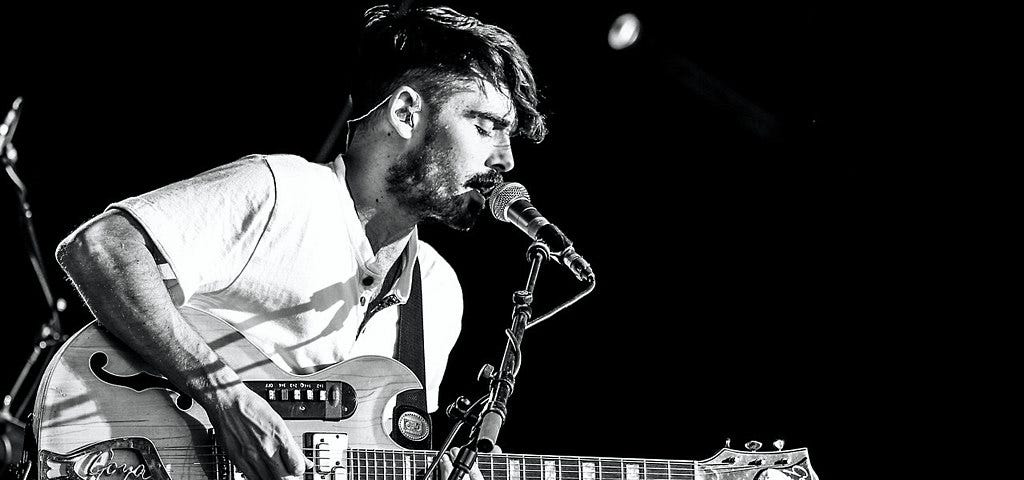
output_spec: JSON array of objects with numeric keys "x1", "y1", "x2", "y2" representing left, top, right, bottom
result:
[
  {"x1": 232, "y1": 438, "x2": 304, "y2": 480},
  {"x1": 469, "y1": 461, "x2": 485, "y2": 480},
  {"x1": 438, "y1": 450, "x2": 454, "y2": 480},
  {"x1": 440, "y1": 448, "x2": 484, "y2": 480},
  {"x1": 278, "y1": 435, "x2": 309, "y2": 477}
]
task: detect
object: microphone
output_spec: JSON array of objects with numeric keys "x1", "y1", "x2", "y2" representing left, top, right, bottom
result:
[
  {"x1": 1, "y1": 97, "x2": 23, "y2": 166},
  {"x1": 488, "y1": 182, "x2": 594, "y2": 282}
]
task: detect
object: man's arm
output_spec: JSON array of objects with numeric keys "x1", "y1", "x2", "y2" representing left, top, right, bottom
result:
[{"x1": 55, "y1": 209, "x2": 309, "y2": 480}]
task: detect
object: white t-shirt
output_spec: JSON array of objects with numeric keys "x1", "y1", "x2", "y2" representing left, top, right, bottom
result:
[{"x1": 109, "y1": 154, "x2": 462, "y2": 412}]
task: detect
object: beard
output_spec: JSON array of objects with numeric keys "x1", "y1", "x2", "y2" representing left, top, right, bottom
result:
[{"x1": 385, "y1": 124, "x2": 503, "y2": 231}]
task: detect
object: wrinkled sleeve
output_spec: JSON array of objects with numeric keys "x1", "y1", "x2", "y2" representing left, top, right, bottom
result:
[{"x1": 107, "y1": 154, "x2": 276, "y2": 301}]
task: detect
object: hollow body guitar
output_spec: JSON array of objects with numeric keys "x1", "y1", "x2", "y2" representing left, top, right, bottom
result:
[{"x1": 33, "y1": 312, "x2": 818, "y2": 480}]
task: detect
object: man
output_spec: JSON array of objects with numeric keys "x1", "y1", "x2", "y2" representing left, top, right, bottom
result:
[{"x1": 55, "y1": 5, "x2": 546, "y2": 480}]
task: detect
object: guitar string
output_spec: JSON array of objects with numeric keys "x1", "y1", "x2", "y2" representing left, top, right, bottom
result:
[
  {"x1": 149, "y1": 458, "x2": 767, "y2": 475},
  {"x1": 150, "y1": 456, "x2": 709, "y2": 473},
  {"x1": 153, "y1": 463, "x2": 702, "y2": 478},
  {"x1": 150, "y1": 454, "x2": 756, "y2": 472},
  {"x1": 155, "y1": 459, "x2": 793, "y2": 478},
  {"x1": 151, "y1": 468, "x2": 699, "y2": 480},
  {"x1": 150, "y1": 462, "x2": 785, "y2": 480},
  {"x1": 151, "y1": 446, "x2": 736, "y2": 469}
]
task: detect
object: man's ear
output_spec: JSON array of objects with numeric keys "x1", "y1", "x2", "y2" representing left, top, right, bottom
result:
[{"x1": 387, "y1": 86, "x2": 423, "y2": 140}]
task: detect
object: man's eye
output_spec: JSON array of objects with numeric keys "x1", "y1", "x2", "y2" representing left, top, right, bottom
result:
[{"x1": 475, "y1": 125, "x2": 492, "y2": 137}]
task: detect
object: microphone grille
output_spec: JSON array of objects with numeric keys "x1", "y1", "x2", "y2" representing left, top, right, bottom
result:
[{"x1": 488, "y1": 182, "x2": 530, "y2": 223}]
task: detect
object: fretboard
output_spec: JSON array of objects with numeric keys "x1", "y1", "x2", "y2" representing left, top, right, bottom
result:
[{"x1": 339, "y1": 449, "x2": 697, "y2": 480}]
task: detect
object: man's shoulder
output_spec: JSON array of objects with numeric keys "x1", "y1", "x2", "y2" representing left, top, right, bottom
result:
[
  {"x1": 261, "y1": 154, "x2": 332, "y2": 176},
  {"x1": 415, "y1": 240, "x2": 460, "y2": 291},
  {"x1": 252, "y1": 154, "x2": 342, "y2": 196}
]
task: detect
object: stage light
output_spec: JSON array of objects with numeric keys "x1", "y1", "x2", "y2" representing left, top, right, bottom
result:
[{"x1": 608, "y1": 13, "x2": 641, "y2": 50}]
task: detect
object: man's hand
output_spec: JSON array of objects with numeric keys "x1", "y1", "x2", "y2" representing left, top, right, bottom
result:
[
  {"x1": 437, "y1": 446, "x2": 501, "y2": 480},
  {"x1": 208, "y1": 385, "x2": 313, "y2": 480}
]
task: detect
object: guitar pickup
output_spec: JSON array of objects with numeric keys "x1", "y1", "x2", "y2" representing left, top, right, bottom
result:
[
  {"x1": 305, "y1": 433, "x2": 348, "y2": 479},
  {"x1": 244, "y1": 381, "x2": 356, "y2": 421}
]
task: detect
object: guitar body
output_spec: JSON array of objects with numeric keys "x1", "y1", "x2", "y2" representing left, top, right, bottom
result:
[{"x1": 33, "y1": 311, "x2": 421, "y2": 480}]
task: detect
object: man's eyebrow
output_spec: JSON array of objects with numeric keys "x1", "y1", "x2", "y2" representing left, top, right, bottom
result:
[{"x1": 466, "y1": 109, "x2": 516, "y2": 131}]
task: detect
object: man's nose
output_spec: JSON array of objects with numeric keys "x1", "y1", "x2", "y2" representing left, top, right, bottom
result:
[{"x1": 486, "y1": 145, "x2": 515, "y2": 173}]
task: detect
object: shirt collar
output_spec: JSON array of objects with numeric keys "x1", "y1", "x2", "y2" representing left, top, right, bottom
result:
[{"x1": 392, "y1": 227, "x2": 419, "y2": 303}]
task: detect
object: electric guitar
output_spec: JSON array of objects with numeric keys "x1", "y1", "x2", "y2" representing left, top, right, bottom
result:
[{"x1": 33, "y1": 312, "x2": 818, "y2": 480}]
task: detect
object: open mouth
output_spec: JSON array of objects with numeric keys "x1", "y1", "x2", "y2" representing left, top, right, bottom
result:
[
  {"x1": 466, "y1": 172, "x2": 503, "y2": 199},
  {"x1": 477, "y1": 184, "x2": 497, "y2": 197},
  {"x1": 467, "y1": 181, "x2": 498, "y2": 198}
]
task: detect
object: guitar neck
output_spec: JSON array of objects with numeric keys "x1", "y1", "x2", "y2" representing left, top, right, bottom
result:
[{"x1": 342, "y1": 449, "x2": 697, "y2": 480}]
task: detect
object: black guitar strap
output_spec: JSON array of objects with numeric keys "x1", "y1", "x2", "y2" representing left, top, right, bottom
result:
[{"x1": 391, "y1": 260, "x2": 432, "y2": 449}]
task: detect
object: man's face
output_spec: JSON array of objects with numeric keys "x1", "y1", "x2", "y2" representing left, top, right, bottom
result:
[{"x1": 387, "y1": 80, "x2": 517, "y2": 230}]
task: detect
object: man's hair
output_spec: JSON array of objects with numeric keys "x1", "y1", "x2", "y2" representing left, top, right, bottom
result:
[{"x1": 351, "y1": 4, "x2": 547, "y2": 142}]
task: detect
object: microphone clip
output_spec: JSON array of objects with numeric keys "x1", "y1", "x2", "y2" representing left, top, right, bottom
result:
[
  {"x1": 527, "y1": 240, "x2": 594, "y2": 283},
  {"x1": 552, "y1": 245, "x2": 595, "y2": 283}
]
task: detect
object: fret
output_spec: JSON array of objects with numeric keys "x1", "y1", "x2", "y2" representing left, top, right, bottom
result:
[
  {"x1": 524, "y1": 456, "x2": 542, "y2": 480},
  {"x1": 424, "y1": 453, "x2": 436, "y2": 480},
  {"x1": 403, "y1": 454, "x2": 413, "y2": 480},
  {"x1": 364, "y1": 451, "x2": 371, "y2": 480},
  {"x1": 364, "y1": 446, "x2": 372, "y2": 478},
  {"x1": 491, "y1": 454, "x2": 509, "y2": 480},
  {"x1": 376, "y1": 450, "x2": 384, "y2": 480},
  {"x1": 414, "y1": 453, "x2": 425, "y2": 480},
  {"x1": 349, "y1": 451, "x2": 356, "y2": 480},
  {"x1": 644, "y1": 461, "x2": 668, "y2": 480},
  {"x1": 509, "y1": 456, "x2": 523, "y2": 480},
  {"x1": 601, "y1": 459, "x2": 612, "y2": 480},
  {"x1": 561, "y1": 457, "x2": 581, "y2": 480},
  {"x1": 580, "y1": 459, "x2": 596, "y2": 480},
  {"x1": 667, "y1": 461, "x2": 695, "y2": 480},
  {"x1": 476, "y1": 454, "x2": 493, "y2": 480},
  {"x1": 624, "y1": 463, "x2": 640, "y2": 480},
  {"x1": 368, "y1": 450, "x2": 375, "y2": 480},
  {"x1": 543, "y1": 459, "x2": 558, "y2": 480}
]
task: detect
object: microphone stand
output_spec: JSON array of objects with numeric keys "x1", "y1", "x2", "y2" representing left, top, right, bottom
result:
[
  {"x1": 446, "y1": 241, "x2": 549, "y2": 480},
  {"x1": 2, "y1": 123, "x2": 67, "y2": 470}
]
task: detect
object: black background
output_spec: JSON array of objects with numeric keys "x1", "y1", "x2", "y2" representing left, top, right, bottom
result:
[{"x1": 2, "y1": 2, "x2": 923, "y2": 478}]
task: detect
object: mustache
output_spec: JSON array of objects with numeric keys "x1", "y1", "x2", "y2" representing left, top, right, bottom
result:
[{"x1": 464, "y1": 170, "x2": 504, "y2": 192}]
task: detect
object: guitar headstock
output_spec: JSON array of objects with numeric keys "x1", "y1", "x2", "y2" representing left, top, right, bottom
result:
[{"x1": 697, "y1": 440, "x2": 817, "y2": 480}]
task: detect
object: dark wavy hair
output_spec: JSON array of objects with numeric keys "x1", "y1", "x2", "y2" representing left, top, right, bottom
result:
[{"x1": 351, "y1": 4, "x2": 547, "y2": 142}]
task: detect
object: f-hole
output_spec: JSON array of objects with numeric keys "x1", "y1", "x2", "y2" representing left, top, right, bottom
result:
[{"x1": 89, "y1": 352, "x2": 194, "y2": 411}]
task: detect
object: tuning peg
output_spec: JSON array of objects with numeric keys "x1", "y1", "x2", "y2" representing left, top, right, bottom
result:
[
  {"x1": 744, "y1": 440, "x2": 762, "y2": 452},
  {"x1": 724, "y1": 438, "x2": 731, "y2": 448},
  {"x1": 773, "y1": 439, "x2": 785, "y2": 451}
]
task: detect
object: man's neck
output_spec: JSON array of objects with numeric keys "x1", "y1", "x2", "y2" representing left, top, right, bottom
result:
[{"x1": 340, "y1": 150, "x2": 418, "y2": 255}]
